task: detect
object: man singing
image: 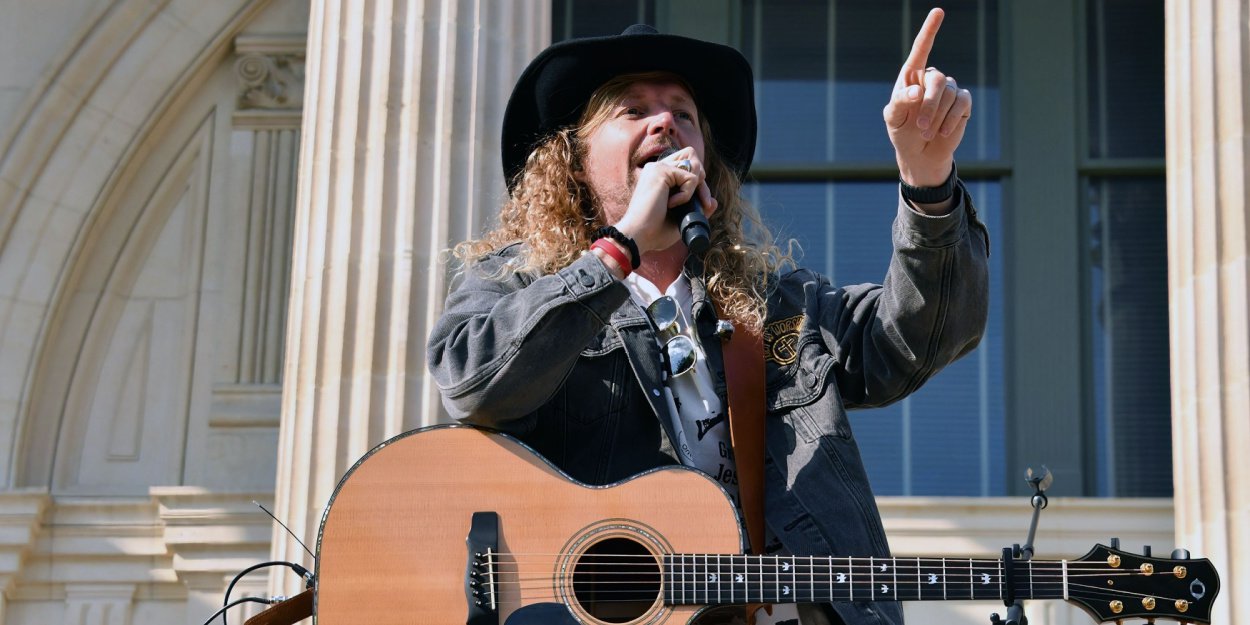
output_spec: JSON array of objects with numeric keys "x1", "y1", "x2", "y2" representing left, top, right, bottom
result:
[{"x1": 428, "y1": 9, "x2": 988, "y2": 625}]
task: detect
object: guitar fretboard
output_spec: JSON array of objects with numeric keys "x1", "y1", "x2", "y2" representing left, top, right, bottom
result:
[{"x1": 662, "y1": 555, "x2": 1068, "y2": 605}]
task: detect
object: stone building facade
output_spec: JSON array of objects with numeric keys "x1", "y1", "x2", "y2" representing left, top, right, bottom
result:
[{"x1": 0, "y1": 1, "x2": 1240, "y2": 624}]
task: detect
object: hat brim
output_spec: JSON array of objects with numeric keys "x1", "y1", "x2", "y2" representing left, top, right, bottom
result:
[{"x1": 502, "y1": 28, "x2": 756, "y2": 192}]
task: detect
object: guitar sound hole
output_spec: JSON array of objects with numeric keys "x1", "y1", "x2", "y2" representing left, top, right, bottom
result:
[{"x1": 572, "y1": 537, "x2": 661, "y2": 623}]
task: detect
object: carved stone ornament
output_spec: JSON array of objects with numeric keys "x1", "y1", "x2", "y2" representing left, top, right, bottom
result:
[{"x1": 235, "y1": 53, "x2": 305, "y2": 110}]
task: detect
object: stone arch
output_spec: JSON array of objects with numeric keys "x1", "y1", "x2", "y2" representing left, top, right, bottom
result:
[{"x1": 1, "y1": 0, "x2": 308, "y2": 492}]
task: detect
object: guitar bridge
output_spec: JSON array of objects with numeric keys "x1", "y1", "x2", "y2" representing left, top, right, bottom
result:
[{"x1": 466, "y1": 511, "x2": 499, "y2": 624}]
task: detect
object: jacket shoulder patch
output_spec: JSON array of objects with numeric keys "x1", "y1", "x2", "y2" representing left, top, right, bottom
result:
[{"x1": 763, "y1": 314, "x2": 804, "y2": 365}]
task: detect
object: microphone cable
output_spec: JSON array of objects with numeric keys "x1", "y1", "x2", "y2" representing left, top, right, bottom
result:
[
  {"x1": 201, "y1": 597, "x2": 278, "y2": 625},
  {"x1": 216, "y1": 560, "x2": 313, "y2": 625}
]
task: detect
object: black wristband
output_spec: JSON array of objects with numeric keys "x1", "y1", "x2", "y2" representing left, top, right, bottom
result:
[
  {"x1": 900, "y1": 163, "x2": 957, "y2": 205},
  {"x1": 594, "y1": 226, "x2": 641, "y2": 270}
]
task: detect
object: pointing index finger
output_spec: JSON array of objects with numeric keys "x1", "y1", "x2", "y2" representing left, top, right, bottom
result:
[{"x1": 895, "y1": 8, "x2": 945, "y2": 88}]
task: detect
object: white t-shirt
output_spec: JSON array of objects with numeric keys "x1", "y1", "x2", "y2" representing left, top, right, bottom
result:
[{"x1": 623, "y1": 272, "x2": 803, "y2": 625}]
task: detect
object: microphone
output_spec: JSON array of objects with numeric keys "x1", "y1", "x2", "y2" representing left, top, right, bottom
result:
[{"x1": 660, "y1": 148, "x2": 711, "y2": 257}]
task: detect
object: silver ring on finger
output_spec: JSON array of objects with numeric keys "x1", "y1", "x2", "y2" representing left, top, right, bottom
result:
[{"x1": 676, "y1": 159, "x2": 693, "y2": 172}]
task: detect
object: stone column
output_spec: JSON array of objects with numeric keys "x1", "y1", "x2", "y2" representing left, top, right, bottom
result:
[
  {"x1": 1166, "y1": 1, "x2": 1249, "y2": 623},
  {"x1": 271, "y1": 0, "x2": 550, "y2": 594}
]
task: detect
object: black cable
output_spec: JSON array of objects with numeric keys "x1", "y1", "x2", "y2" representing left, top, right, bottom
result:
[
  {"x1": 221, "y1": 561, "x2": 312, "y2": 625},
  {"x1": 201, "y1": 597, "x2": 274, "y2": 625}
]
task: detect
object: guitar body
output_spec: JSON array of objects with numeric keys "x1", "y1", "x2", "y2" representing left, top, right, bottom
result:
[{"x1": 316, "y1": 425, "x2": 746, "y2": 625}]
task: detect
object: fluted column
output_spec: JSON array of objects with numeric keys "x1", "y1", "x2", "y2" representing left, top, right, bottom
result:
[
  {"x1": 271, "y1": 0, "x2": 550, "y2": 594},
  {"x1": 1166, "y1": 1, "x2": 1248, "y2": 623}
]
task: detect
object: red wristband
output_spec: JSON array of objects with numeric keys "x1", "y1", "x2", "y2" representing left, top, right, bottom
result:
[{"x1": 591, "y1": 238, "x2": 631, "y2": 277}]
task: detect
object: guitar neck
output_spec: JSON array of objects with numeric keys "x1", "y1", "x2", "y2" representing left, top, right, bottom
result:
[{"x1": 662, "y1": 554, "x2": 1067, "y2": 606}]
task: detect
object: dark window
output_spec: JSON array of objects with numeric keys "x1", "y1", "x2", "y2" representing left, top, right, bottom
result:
[
  {"x1": 1084, "y1": 0, "x2": 1169, "y2": 496},
  {"x1": 749, "y1": 180, "x2": 1005, "y2": 496},
  {"x1": 1086, "y1": 0, "x2": 1166, "y2": 159}
]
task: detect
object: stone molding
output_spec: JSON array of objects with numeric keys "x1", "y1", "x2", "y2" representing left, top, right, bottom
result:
[
  {"x1": 233, "y1": 35, "x2": 305, "y2": 127},
  {"x1": 4, "y1": 489, "x2": 271, "y2": 601},
  {"x1": 235, "y1": 53, "x2": 305, "y2": 111},
  {"x1": 0, "y1": 490, "x2": 50, "y2": 597},
  {"x1": 207, "y1": 384, "x2": 283, "y2": 428},
  {"x1": 152, "y1": 488, "x2": 278, "y2": 584},
  {"x1": 880, "y1": 496, "x2": 1174, "y2": 555},
  {"x1": 64, "y1": 584, "x2": 136, "y2": 625}
]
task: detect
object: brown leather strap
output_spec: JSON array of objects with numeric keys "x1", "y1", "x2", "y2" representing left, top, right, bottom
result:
[
  {"x1": 721, "y1": 327, "x2": 767, "y2": 554},
  {"x1": 243, "y1": 589, "x2": 313, "y2": 625},
  {"x1": 722, "y1": 327, "x2": 768, "y2": 625}
]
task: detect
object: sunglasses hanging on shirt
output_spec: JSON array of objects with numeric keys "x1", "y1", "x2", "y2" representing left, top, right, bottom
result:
[{"x1": 645, "y1": 296, "x2": 698, "y2": 378}]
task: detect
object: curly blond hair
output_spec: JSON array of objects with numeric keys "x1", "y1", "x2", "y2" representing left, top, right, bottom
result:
[{"x1": 453, "y1": 72, "x2": 794, "y2": 333}]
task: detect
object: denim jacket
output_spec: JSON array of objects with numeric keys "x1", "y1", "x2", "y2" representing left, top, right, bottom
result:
[{"x1": 427, "y1": 184, "x2": 990, "y2": 625}]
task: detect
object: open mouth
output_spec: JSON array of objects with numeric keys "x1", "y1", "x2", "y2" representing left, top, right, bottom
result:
[
  {"x1": 636, "y1": 154, "x2": 661, "y2": 169},
  {"x1": 635, "y1": 146, "x2": 674, "y2": 169}
]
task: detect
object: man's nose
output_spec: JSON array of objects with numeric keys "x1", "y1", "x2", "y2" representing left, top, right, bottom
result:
[{"x1": 647, "y1": 110, "x2": 678, "y2": 137}]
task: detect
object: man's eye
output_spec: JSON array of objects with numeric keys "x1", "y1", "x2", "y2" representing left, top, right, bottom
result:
[{"x1": 675, "y1": 110, "x2": 695, "y2": 122}]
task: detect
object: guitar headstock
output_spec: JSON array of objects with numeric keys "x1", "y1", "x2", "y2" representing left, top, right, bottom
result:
[{"x1": 1066, "y1": 544, "x2": 1220, "y2": 624}]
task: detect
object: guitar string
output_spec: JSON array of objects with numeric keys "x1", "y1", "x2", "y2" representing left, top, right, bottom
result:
[
  {"x1": 483, "y1": 564, "x2": 1169, "y2": 580},
  {"x1": 482, "y1": 558, "x2": 1182, "y2": 577},
  {"x1": 482, "y1": 555, "x2": 1185, "y2": 572},
  {"x1": 474, "y1": 585, "x2": 1197, "y2": 607},
  {"x1": 470, "y1": 580, "x2": 1200, "y2": 605},
  {"x1": 482, "y1": 567, "x2": 1192, "y2": 587},
  {"x1": 486, "y1": 555, "x2": 1175, "y2": 571},
  {"x1": 462, "y1": 582, "x2": 1196, "y2": 606},
  {"x1": 477, "y1": 554, "x2": 1199, "y2": 601},
  {"x1": 476, "y1": 573, "x2": 1194, "y2": 596},
  {"x1": 474, "y1": 568, "x2": 1200, "y2": 605},
  {"x1": 479, "y1": 575, "x2": 1184, "y2": 591},
  {"x1": 483, "y1": 557, "x2": 1163, "y2": 571}
]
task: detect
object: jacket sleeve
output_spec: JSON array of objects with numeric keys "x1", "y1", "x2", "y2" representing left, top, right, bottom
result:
[
  {"x1": 814, "y1": 182, "x2": 990, "y2": 408},
  {"x1": 426, "y1": 248, "x2": 629, "y2": 429}
]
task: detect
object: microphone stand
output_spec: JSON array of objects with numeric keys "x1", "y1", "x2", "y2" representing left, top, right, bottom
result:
[{"x1": 989, "y1": 466, "x2": 1052, "y2": 625}]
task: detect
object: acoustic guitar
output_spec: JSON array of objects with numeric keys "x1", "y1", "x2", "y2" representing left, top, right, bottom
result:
[{"x1": 314, "y1": 425, "x2": 1219, "y2": 624}]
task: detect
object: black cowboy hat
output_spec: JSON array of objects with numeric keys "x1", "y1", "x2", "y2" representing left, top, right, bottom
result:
[{"x1": 501, "y1": 24, "x2": 757, "y2": 193}]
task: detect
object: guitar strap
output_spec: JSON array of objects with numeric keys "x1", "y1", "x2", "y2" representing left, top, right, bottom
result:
[
  {"x1": 243, "y1": 588, "x2": 313, "y2": 625},
  {"x1": 720, "y1": 325, "x2": 773, "y2": 625},
  {"x1": 721, "y1": 326, "x2": 767, "y2": 554}
]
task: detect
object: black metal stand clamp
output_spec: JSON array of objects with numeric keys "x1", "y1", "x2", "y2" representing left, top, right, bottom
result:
[{"x1": 989, "y1": 466, "x2": 1052, "y2": 625}]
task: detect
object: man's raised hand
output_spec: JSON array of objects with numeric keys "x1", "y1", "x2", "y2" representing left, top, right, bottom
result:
[{"x1": 883, "y1": 8, "x2": 972, "y2": 188}]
